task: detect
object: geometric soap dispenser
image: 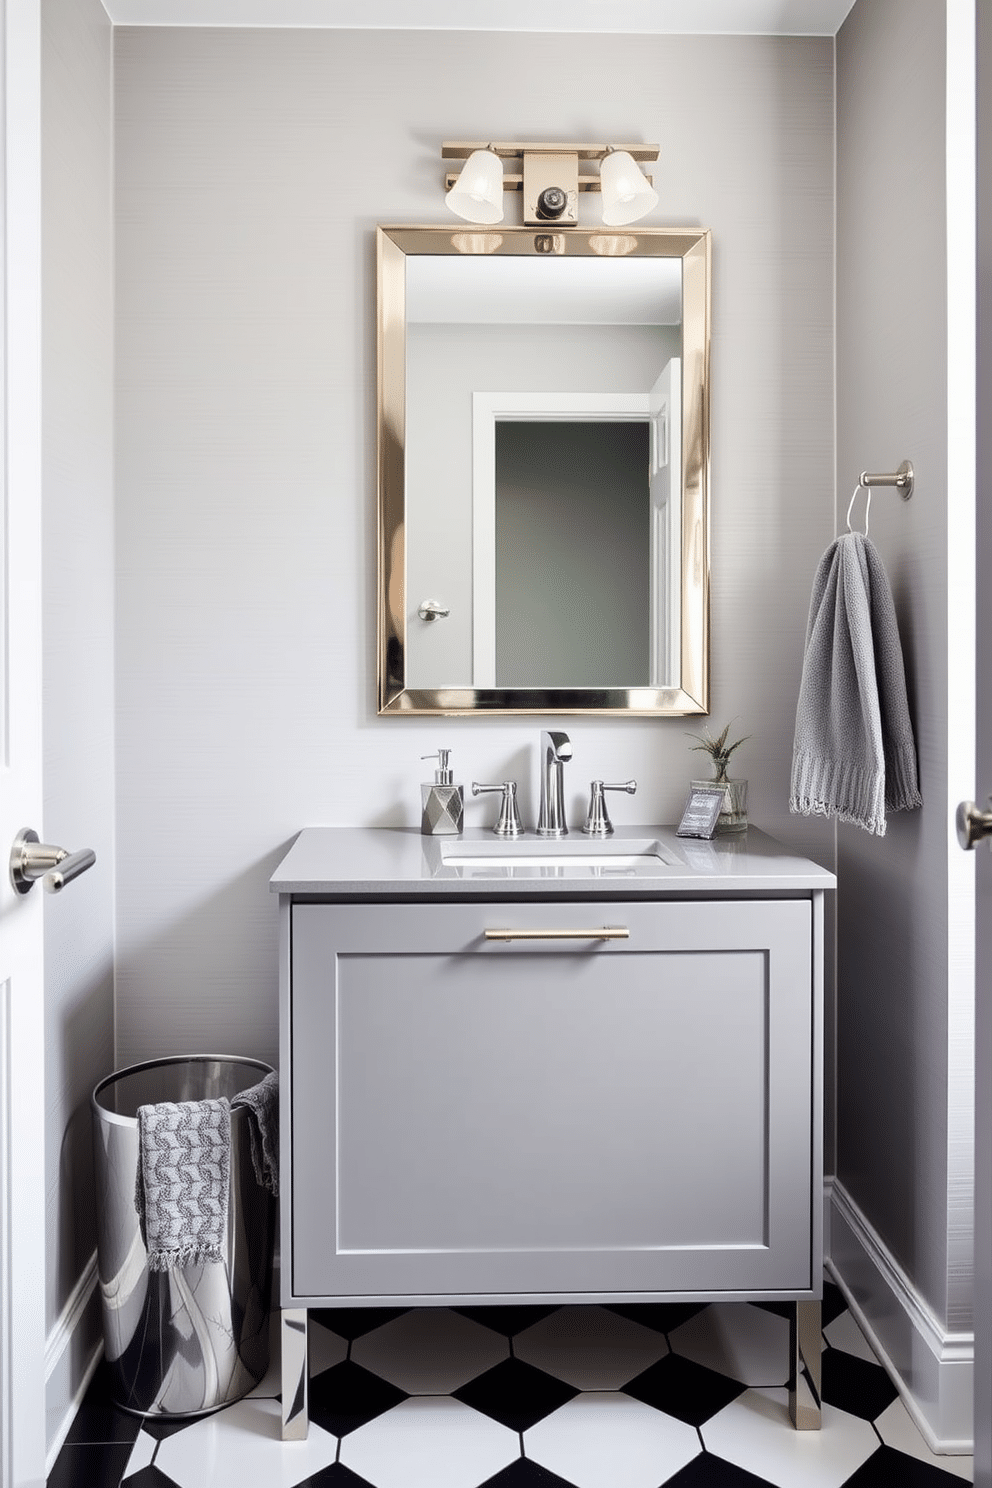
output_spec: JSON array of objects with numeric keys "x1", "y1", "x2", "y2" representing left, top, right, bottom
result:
[{"x1": 420, "y1": 748, "x2": 464, "y2": 835}]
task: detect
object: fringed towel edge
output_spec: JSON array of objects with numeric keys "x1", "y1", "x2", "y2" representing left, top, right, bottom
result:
[
  {"x1": 790, "y1": 751, "x2": 887, "y2": 836},
  {"x1": 146, "y1": 1241, "x2": 225, "y2": 1273}
]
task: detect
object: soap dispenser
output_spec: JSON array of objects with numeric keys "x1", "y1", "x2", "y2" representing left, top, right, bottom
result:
[{"x1": 421, "y1": 749, "x2": 464, "y2": 836}]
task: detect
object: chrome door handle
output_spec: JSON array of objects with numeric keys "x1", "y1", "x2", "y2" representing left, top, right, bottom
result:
[
  {"x1": 10, "y1": 829, "x2": 96, "y2": 894},
  {"x1": 956, "y1": 800, "x2": 992, "y2": 851}
]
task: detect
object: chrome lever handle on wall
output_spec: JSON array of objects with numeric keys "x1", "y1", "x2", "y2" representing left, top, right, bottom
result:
[
  {"x1": 956, "y1": 800, "x2": 992, "y2": 851},
  {"x1": 10, "y1": 828, "x2": 96, "y2": 895}
]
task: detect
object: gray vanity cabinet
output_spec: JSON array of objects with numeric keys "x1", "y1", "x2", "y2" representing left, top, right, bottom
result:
[{"x1": 288, "y1": 896, "x2": 819, "y2": 1304}]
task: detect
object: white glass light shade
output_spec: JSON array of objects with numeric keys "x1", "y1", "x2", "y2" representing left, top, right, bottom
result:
[
  {"x1": 600, "y1": 150, "x2": 659, "y2": 226},
  {"x1": 446, "y1": 149, "x2": 504, "y2": 224}
]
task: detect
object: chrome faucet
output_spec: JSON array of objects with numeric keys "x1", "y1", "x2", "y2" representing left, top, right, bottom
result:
[{"x1": 536, "y1": 730, "x2": 572, "y2": 837}]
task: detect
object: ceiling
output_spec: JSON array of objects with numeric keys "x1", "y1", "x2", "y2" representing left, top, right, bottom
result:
[{"x1": 102, "y1": 0, "x2": 858, "y2": 34}]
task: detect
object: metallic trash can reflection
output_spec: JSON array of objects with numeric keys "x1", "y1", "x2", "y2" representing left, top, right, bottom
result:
[{"x1": 91, "y1": 1055, "x2": 276, "y2": 1417}]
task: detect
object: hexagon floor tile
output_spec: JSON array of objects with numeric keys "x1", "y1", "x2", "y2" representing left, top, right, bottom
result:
[
  {"x1": 822, "y1": 1310, "x2": 879, "y2": 1366},
  {"x1": 338, "y1": 1395, "x2": 518, "y2": 1488},
  {"x1": 513, "y1": 1305, "x2": 668, "y2": 1390},
  {"x1": 524, "y1": 1390, "x2": 700, "y2": 1488},
  {"x1": 153, "y1": 1397, "x2": 339, "y2": 1488},
  {"x1": 350, "y1": 1308, "x2": 509, "y2": 1393},
  {"x1": 622, "y1": 1349, "x2": 747, "y2": 1427},
  {"x1": 51, "y1": 1280, "x2": 974, "y2": 1488},
  {"x1": 308, "y1": 1358, "x2": 408, "y2": 1439},
  {"x1": 669, "y1": 1303, "x2": 791, "y2": 1387},
  {"x1": 701, "y1": 1387, "x2": 879, "y2": 1488},
  {"x1": 873, "y1": 1399, "x2": 975, "y2": 1481},
  {"x1": 452, "y1": 1355, "x2": 579, "y2": 1432}
]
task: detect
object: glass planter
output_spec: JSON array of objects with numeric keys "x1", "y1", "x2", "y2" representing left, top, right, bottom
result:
[{"x1": 691, "y1": 777, "x2": 748, "y2": 833}]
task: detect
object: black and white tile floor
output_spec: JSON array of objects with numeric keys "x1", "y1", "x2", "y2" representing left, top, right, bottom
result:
[{"x1": 49, "y1": 1281, "x2": 973, "y2": 1488}]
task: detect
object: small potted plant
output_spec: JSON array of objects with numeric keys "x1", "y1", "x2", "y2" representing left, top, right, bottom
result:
[{"x1": 686, "y1": 722, "x2": 750, "y2": 832}]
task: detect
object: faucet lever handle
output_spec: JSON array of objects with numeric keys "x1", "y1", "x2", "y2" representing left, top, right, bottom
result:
[
  {"x1": 472, "y1": 781, "x2": 524, "y2": 838},
  {"x1": 582, "y1": 779, "x2": 637, "y2": 837}
]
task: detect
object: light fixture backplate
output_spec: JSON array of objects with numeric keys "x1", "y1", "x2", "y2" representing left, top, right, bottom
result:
[{"x1": 522, "y1": 152, "x2": 579, "y2": 226}]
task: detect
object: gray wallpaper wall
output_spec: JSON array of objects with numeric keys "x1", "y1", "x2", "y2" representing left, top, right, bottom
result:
[
  {"x1": 836, "y1": 0, "x2": 970, "y2": 1343},
  {"x1": 113, "y1": 27, "x2": 836, "y2": 1082},
  {"x1": 42, "y1": 0, "x2": 115, "y2": 1343}
]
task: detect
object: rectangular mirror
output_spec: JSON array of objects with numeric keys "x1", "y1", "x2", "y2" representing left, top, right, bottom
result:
[{"x1": 377, "y1": 225, "x2": 710, "y2": 716}]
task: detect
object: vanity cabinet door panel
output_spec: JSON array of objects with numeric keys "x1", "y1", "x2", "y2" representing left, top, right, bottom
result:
[{"x1": 290, "y1": 899, "x2": 815, "y2": 1301}]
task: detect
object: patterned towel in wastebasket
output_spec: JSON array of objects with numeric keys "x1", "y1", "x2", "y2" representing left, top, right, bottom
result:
[
  {"x1": 133, "y1": 1097, "x2": 231, "y2": 1271},
  {"x1": 232, "y1": 1069, "x2": 279, "y2": 1196}
]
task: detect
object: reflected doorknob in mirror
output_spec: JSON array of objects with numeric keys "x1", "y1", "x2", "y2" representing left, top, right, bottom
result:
[{"x1": 417, "y1": 599, "x2": 450, "y2": 623}]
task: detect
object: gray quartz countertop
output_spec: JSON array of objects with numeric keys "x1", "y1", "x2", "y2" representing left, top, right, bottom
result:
[{"x1": 270, "y1": 825, "x2": 836, "y2": 897}]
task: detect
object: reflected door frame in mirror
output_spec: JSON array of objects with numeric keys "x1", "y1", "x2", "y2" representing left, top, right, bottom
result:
[{"x1": 377, "y1": 225, "x2": 710, "y2": 716}]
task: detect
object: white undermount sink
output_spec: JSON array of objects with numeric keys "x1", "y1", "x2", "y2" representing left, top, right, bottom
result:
[{"x1": 440, "y1": 836, "x2": 683, "y2": 873}]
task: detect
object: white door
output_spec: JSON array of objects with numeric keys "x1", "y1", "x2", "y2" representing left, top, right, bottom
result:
[
  {"x1": 972, "y1": 3, "x2": 991, "y2": 1477},
  {"x1": 0, "y1": 2, "x2": 47, "y2": 1485},
  {"x1": 647, "y1": 358, "x2": 681, "y2": 686}
]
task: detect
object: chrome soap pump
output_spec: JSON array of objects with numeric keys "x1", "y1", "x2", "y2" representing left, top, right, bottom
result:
[{"x1": 421, "y1": 748, "x2": 464, "y2": 836}]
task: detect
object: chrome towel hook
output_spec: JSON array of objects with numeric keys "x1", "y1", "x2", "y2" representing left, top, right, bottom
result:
[
  {"x1": 847, "y1": 459, "x2": 914, "y2": 535},
  {"x1": 858, "y1": 459, "x2": 914, "y2": 500}
]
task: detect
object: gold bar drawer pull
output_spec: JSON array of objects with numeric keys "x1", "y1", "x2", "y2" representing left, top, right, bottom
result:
[{"x1": 484, "y1": 926, "x2": 629, "y2": 942}]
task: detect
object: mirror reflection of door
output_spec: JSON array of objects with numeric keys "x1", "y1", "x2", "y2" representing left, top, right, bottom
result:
[
  {"x1": 471, "y1": 358, "x2": 681, "y2": 690},
  {"x1": 494, "y1": 420, "x2": 650, "y2": 688}
]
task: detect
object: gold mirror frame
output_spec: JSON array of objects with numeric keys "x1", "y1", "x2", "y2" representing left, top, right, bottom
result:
[{"x1": 377, "y1": 225, "x2": 710, "y2": 716}]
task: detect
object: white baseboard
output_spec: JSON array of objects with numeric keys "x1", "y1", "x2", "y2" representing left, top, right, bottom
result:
[
  {"x1": 827, "y1": 1178, "x2": 974, "y2": 1453},
  {"x1": 45, "y1": 1251, "x2": 104, "y2": 1474}
]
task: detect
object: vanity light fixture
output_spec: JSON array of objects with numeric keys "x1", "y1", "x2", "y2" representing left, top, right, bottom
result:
[
  {"x1": 444, "y1": 147, "x2": 505, "y2": 224},
  {"x1": 600, "y1": 148, "x2": 660, "y2": 226},
  {"x1": 442, "y1": 141, "x2": 659, "y2": 228}
]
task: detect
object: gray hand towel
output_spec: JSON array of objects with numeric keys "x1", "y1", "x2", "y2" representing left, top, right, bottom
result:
[
  {"x1": 232, "y1": 1069, "x2": 279, "y2": 1197},
  {"x1": 133, "y1": 1097, "x2": 231, "y2": 1271},
  {"x1": 790, "y1": 531, "x2": 922, "y2": 836}
]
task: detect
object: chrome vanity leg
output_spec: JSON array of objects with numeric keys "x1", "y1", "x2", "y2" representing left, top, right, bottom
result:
[
  {"x1": 788, "y1": 1300, "x2": 822, "y2": 1429},
  {"x1": 281, "y1": 1307, "x2": 309, "y2": 1440}
]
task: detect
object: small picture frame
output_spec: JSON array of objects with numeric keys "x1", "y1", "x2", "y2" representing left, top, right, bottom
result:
[{"x1": 676, "y1": 786, "x2": 725, "y2": 840}]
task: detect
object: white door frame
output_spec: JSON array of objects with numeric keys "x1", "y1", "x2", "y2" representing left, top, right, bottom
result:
[
  {"x1": 647, "y1": 359, "x2": 681, "y2": 687},
  {"x1": 0, "y1": 1, "x2": 47, "y2": 1484},
  {"x1": 471, "y1": 387, "x2": 675, "y2": 688},
  {"x1": 974, "y1": 0, "x2": 991, "y2": 1477}
]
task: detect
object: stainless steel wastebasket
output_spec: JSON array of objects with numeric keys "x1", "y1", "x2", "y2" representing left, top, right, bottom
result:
[{"x1": 91, "y1": 1055, "x2": 276, "y2": 1417}]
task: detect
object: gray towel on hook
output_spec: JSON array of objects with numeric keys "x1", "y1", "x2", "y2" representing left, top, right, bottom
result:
[
  {"x1": 134, "y1": 1097, "x2": 231, "y2": 1271},
  {"x1": 790, "y1": 531, "x2": 922, "y2": 835},
  {"x1": 232, "y1": 1069, "x2": 279, "y2": 1197}
]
